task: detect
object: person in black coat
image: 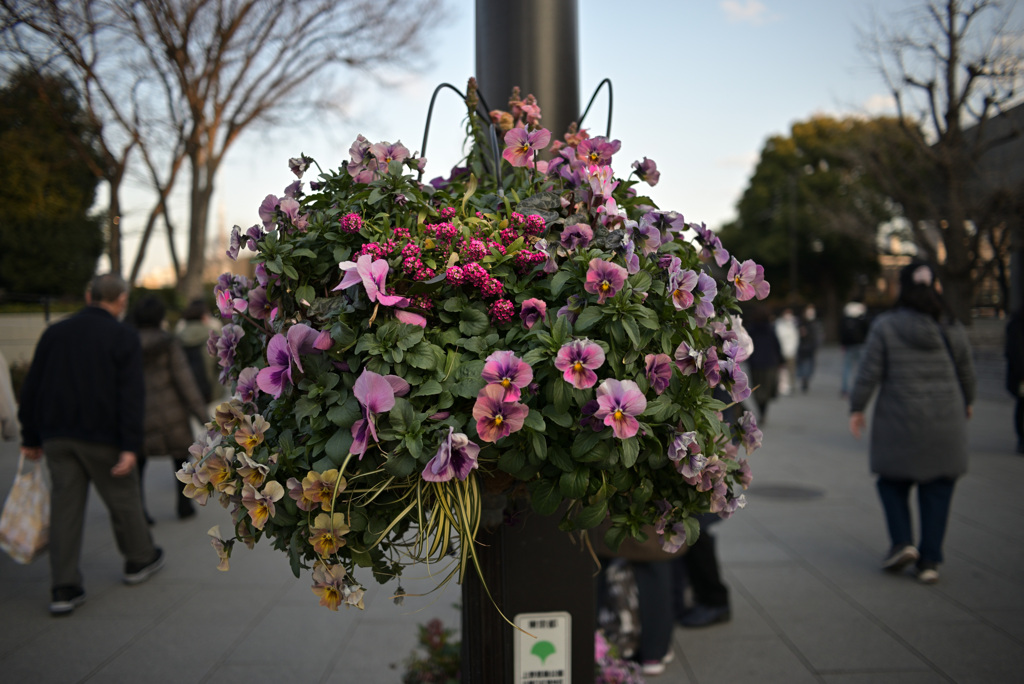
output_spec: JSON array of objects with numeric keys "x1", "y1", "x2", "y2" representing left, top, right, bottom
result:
[
  {"x1": 18, "y1": 274, "x2": 164, "y2": 615},
  {"x1": 745, "y1": 305, "x2": 783, "y2": 423}
]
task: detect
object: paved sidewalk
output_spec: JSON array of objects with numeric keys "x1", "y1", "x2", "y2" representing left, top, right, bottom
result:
[{"x1": 1, "y1": 345, "x2": 1022, "y2": 683}]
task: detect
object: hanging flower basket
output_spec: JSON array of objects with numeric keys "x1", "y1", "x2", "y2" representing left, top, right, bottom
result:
[{"x1": 182, "y1": 79, "x2": 768, "y2": 611}]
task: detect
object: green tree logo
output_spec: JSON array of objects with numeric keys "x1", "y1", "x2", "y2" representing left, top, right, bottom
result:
[{"x1": 531, "y1": 641, "x2": 556, "y2": 664}]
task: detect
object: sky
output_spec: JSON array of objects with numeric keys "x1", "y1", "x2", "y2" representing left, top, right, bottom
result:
[{"x1": 122, "y1": 0, "x2": 1017, "y2": 283}]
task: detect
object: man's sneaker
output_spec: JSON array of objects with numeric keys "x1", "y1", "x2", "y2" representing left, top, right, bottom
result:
[
  {"x1": 640, "y1": 650, "x2": 674, "y2": 677},
  {"x1": 123, "y1": 547, "x2": 164, "y2": 585},
  {"x1": 50, "y1": 585, "x2": 86, "y2": 616},
  {"x1": 678, "y1": 603, "x2": 731, "y2": 628},
  {"x1": 882, "y1": 544, "x2": 919, "y2": 573},
  {"x1": 916, "y1": 563, "x2": 940, "y2": 584}
]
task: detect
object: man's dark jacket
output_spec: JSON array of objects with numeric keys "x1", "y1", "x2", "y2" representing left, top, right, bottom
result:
[{"x1": 18, "y1": 306, "x2": 145, "y2": 453}]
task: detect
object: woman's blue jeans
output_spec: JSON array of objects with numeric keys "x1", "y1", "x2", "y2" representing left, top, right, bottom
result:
[{"x1": 876, "y1": 477, "x2": 956, "y2": 566}]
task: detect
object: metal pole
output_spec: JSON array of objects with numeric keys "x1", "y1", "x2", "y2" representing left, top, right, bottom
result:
[{"x1": 475, "y1": 0, "x2": 580, "y2": 140}]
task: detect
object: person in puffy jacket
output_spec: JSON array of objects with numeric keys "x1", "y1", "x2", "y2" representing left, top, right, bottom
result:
[
  {"x1": 849, "y1": 260, "x2": 975, "y2": 584},
  {"x1": 132, "y1": 295, "x2": 211, "y2": 520}
]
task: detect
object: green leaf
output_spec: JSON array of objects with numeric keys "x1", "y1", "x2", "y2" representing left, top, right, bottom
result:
[
  {"x1": 683, "y1": 517, "x2": 701, "y2": 546},
  {"x1": 559, "y1": 468, "x2": 589, "y2": 499},
  {"x1": 459, "y1": 307, "x2": 490, "y2": 336},
  {"x1": 620, "y1": 436, "x2": 640, "y2": 468},
  {"x1": 575, "y1": 499, "x2": 608, "y2": 530},
  {"x1": 396, "y1": 326, "x2": 425, "y2": 350},
  {"x1": 572, "y1": 429, "x2": 602, "y2": 459},
  {"x1": 523, "y1": 409, "x2": 546, "y2": 433},
  {"x1": 542, "y1": 404, "x2": 573, "y2": 428},
  {"x1": 531, "y1": 479, "x2": 562, "y2": 516},
  {"x1": 411, "y1": 378, "x2": 442, "y2": 397},
  {"x1": 547, "y1": 445, "x2": 574, "y2": 473},
  {"x1": 603, "y1": 524, "x2": 629, "y2": 553},
  {"x1": 498, "y1": 449, "x2": 526, "y2": 474},
  {"x1": 404, "y1": 342, "x2": 437, "y2": 370},
  {"x1": 643, "y1": 394, "x2": 680, "y2": 422},
  {"x1": 629, "y1": 270, "x2": 652, "y2": 292},
  {"x1": 529, "y1": 431, "x2": 548, "y2": 461},
  {"x1": 451, "y1": 377, "x2": 485, "y2": 399},
  {"x1": 389, "y1": 398, "x2": 416, "y2": 432},
  {"x1": 325, "y1": 429, "x2": 353, "y2": 465},
  {"x1": 295, "y1": 397, "x2": 322, "y2": 423},
  {"x1": 551, "y1": 313, "x2": 570, "y2": 345},
  {"x1": 295, "y1": 284, "x2": 316, "y2": 306},
  {"x1": 574, "y1": 306, "x2": 604, "y2": 332},
  {"x1": 550, "y1": 270, "x2": 572, "y2": 298},
  {"x1": 385, "y1": 451, "x2": 417, "y2": 478},
  {"x1": 621, "y1": 316, "x2": 641, "y2": 348}
]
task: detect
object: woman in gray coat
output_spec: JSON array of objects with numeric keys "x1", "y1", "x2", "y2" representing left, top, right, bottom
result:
[
  {"x1": 132, "y1": 295, "x2": 211, "y2": 520},
  {"x1": 849, "y1": 261, "x2": 975, "y2": 584}
]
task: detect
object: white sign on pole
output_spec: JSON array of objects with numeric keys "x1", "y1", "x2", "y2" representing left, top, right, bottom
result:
[{"x1": 513, "y1": 611, "x2": 572, "y2": 684}]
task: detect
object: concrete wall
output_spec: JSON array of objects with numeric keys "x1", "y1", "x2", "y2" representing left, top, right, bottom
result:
[{"x1": 0, "y1": 313, "x2": 70, "y2": 367}]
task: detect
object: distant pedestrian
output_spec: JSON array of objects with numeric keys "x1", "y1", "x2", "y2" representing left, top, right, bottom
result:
[
  {"x1": 839, "y1": 299, "x2": 869, "y2": 397},
  {"x1": 175, "y1": 298, "x2": 224, "y2": 405},
  {"x1": 18, "y1": 274, "x2": 164, "y2": 615},
  {"x1": 0, "y1": 350, "x2": 18, "y2": 441},
  {"x1": 131, "y1": 295, "x2": 210, "y2": 520},
  {"x1": 1005, "y1": 310, "x2": 1024, "y2": 454},
  {"x1": 773, "y1": 308, "x2": 799, "y2": 395},
  {"x1": 745, "y1": 305, "x2": 783, "y2": 423},
  {"x1": 796, "y1": 304, "x2": 823, "y2": 393},
  {"x1": 849, "y1": 261, "x2": 975, "y2": 584}
]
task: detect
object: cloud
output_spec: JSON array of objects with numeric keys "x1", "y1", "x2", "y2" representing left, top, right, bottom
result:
[
  {"x1": 862, "y1": 93, "x2": 896, "y2": 115},
  {"x1": 718, "y1": 152, "x2": 760, "y2": 169},
  {"x1": 721, "y1": 0, "x2": 774, "y2": 25}
]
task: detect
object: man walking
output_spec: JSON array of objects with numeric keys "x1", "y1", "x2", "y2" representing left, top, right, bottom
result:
[{"x1": 18, "y1": 273, "x2": 163, "y2": 615}]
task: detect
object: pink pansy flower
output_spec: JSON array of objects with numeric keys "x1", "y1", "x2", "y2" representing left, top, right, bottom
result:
[
  {"x1": 519, "y1": 298, "x2": 547, "y2": 330},
  {"x1": 422, "y1": 427, "x2": 481, "y2": 482},
  {"x1": 333, "y1": 254, "x2": 410, "y2": 308},
  {"x1": 632, "y1": 157, "x2": 660, "y2": 186},
  {"x1": 554, "y1": 339, "x2": 605, "y2": 389},
  {"x1": 369, "y1": 140, "x2": 410, "y2": 170},
  {"x1": 644, "y1": 353, "x2": 673, "y2": 395},
  {"x1": 241, "y1": 481, "x2": 285, "y2": 530},
  {"x1": 594, "y1": 378, "x2": 647, "y2": 439},
  {"x1": 472, "y1": 384, "x2": 529, "y2": 443},
  {"x1": 278, "y1": 197, "x2": 308, "y2": 230},
  {"x1": 480, "y1": 350, "x2": 533, "y2": 401},
  {"x1": 236, "y1": 367, "x2": 260, "y2": 404},
  {"x1": 215, "y1": 288, "x2": 247, "y2": 318},
  {"x1": 584, "y1": 258, "x2": 628, "y2": 304},
  {"x1": 727, "y1": 258, "x2": 770, "y2": 301},
  {"x1": 502, "y1": 127, "x2": 551, "y2": 167},
  {"x1": 395, "y1": 309, "x2": 427, "y2": 328},
  {"x1": 668, "y1": 269, "x2": 698, "y2": 310},
  {"x1": 673, "y1": 340, "x2": 703, "y2": 376},
  {"x1": 350, "y1": 369, "x2": 399, "y2": 458}
]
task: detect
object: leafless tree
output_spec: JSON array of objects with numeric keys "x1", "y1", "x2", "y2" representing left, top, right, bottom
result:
[
  {"x1": 860, "y1": 0, "x2": 1024, "y2": 321},
  {"x1": 1, "y1": 0, "x2": 442, "y2": 298}
]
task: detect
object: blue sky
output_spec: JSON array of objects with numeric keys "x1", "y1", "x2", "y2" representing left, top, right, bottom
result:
[{"x1": 126, "y1": 0, "x2": 1017, "y2": 281}]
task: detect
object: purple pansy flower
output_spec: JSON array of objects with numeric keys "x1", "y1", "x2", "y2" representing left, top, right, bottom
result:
[
  {"x1": 594, "y1": 379, "x2": 647, "y2": 439},
  {"x1": 227, "y1": 225, "x2": 243, "y2": 260},
  {"x1": 333, "y1": 254, "x2": 410, "y2": 308},
  {"x1": 559, "y1": 223, "x2": 593, "y2": 251},
  {"x1": 644, "y1": 353, "x2": 673, "y2": 395},
  {"x1": 247, "y1": 286, "x2": 274, "y2": 321},
  {"x1": 472, "y1": 384, "x2": 529, "y2": 443},
  {"x1": 369, "y1": 140, "x2": 410, "y2": 171},
  {"x1": 258, "y1": 194, "x2": 278, "y2": 228},
  {"x1": 422, "y1": 427, "x2": 480, "y2": 482},
  {"x1": 255, "y1": 323, "x2": 322, "y2": 399},
  {"x1": 632, "y1": 157, "x2": 660, "y2": 186},
  {"x1": 349, "y1": 369, "x2": 400, "y2": 458},
  {"x1": 519, "y1": 298, "x2": 547, "y2": 330},
  {"x1": 553, "y1": 339, "x2": 605, "y2": 389},
  {"x1": 668, "y1": 431, "x2": 707, "y2": 478},
  {"x1": 737, "y1": 411, "x2": 763, "y2": 455},
  {"x1": 212, "y1": 324, "x2": 245, "y2": 384},
  {"x1": 728, "y1": 258, "x2": 770, "y2": 301},
  {"x1": 278, "y1": 197, "x2": 308, "y2": 231},
  {"x1": 556, "y1": 294, "x2": 585, "y2": 325},
  {"x1": 347, "y1": 134, "x2": 376, "y2": 183},
  {"x1": 481, "y1": 350, "x2": 533, "y2": 402},
  {"x1": 289, "y1": 155, "x2": 312, "y2": 179},
  {"x1": 502, "y1": 127, "x2": 551, "y2": 168},
  {"x1": 236, "y1": 367, "x2": 260, "y2": 404},
  {"x1": 577, "y1": 136, "x2": 621, "y2": 166},
  {"x1": 584, "y1": 258, "x2": 628, "y2": 304},
  {"x1": 693, "y1": 272, "x2": 718, "y2": 325},
  {"x1": 720, "y1": 357, "x2": 751, "y2": 403},
  {"x1": 693, "y1": 222, "x2": 730, "y2": 267}
]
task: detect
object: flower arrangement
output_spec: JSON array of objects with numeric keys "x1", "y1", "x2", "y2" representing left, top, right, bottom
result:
[{"x1": 182, "y1": 79, "x2": 768, "y2": 611}]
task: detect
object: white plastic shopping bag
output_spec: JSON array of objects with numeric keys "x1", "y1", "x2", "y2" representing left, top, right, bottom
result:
[{"x1": 0, "y1": 453, "x2": 50, "y2": 563}]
